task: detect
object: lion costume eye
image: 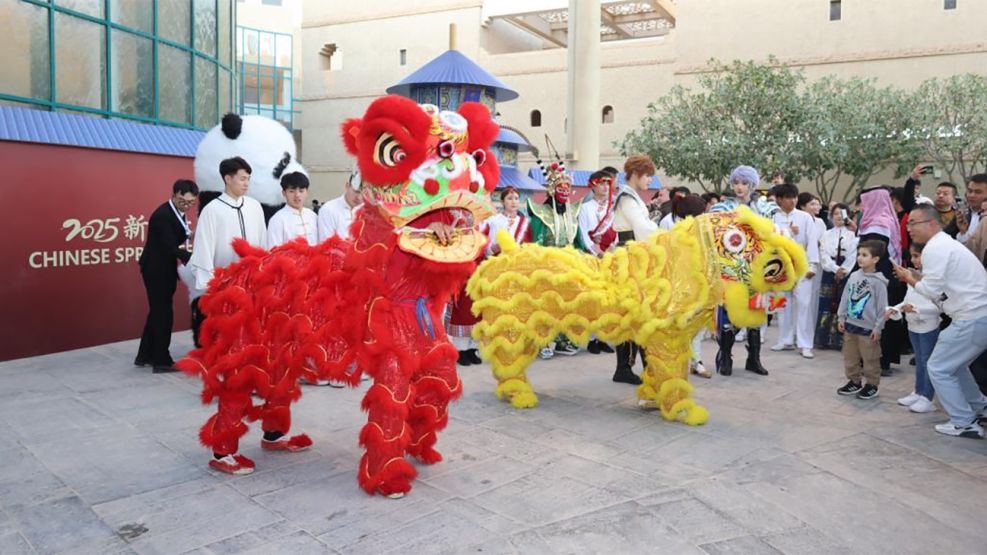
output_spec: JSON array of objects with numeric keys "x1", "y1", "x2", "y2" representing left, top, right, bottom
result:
[
  {"x1": 722, "y1": 228, "x2": 747, "y2": 254},
  {"x1": 763, "y1": 258, "x2": 784, "y2": 281},
  {"x1": 374, "y1": 133, "x2": 406, "y2": 167},
  {"x1": 471, "y1": 148, "x2": 486, "y2": 166}
]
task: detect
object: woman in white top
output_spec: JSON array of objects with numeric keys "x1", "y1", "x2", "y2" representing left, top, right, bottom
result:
[
  {"x1": 815, "y1": 202, "x2": 858, "y2": 349},
  {"x1": 485, "y1": 187, "x2": 531, "y2": 255}
]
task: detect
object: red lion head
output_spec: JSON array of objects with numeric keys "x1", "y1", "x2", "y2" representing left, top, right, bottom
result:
[{"x1": 341, "y1": 95, "x2": 499, "y2": 262}]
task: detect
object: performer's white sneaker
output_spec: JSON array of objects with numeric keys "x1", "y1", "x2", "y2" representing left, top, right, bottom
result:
[
  {"x1": 800, "y1": 348, "x2": 815, "y2": 359},
  {"x1": 539, "y1": 347, "x2": 555, "y2": 360},
  {"x1": 771, "y1": 343, "x2": 795, "y2": 352}
]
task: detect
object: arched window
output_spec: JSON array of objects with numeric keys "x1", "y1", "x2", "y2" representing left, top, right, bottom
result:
[
  {"x1": 602, "y1": 105, "x2": 614, "y2": 124},
  {"x1": 530, "y1": 109, "x2": 542, "y2": 127}
]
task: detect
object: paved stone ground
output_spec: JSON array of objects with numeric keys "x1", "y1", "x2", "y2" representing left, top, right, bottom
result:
[{"x1": 1, "y1": 327, "x2": 986, "y2": 554}]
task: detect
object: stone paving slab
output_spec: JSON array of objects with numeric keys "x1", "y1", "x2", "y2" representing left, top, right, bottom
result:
[{"x1": 1, "y1": 330, "x2": 986, "y2": 554}]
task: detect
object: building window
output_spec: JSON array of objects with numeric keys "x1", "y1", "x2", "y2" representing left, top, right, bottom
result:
[
  {"x1": 238, "y1": 26, "x2": 296, "y2": 129},
  {"x1": 0, "y1": 0, "x2": 234, "y2": 130},
  {"x1": 602, "y1": 105, "x2": 614, "y2": 124},
  {"x1": 399, "y1": 49, "x2": 407, "y2": 66},
  {"x1": 944, "y1": 0, "x2": 956, "y2": 9},
  {"x1": 319, "y1": 43, "x2": 341, "y2": 70},
  {"x1": 829, "y1": 0, "x2": 841, "y2": 20},
  {"x1": 530, "y1": 109, "x2": 541, "y2": 127}
]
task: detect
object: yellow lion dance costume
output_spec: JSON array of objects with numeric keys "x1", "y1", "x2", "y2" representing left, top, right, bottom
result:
[{"x1": 467, "y1": 206, "x2": 808, "y2": 425}]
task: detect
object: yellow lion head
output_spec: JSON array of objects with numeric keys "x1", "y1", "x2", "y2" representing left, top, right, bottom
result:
[{"x1": 699, "y1": 206, "x2": 808, "y2": 328}]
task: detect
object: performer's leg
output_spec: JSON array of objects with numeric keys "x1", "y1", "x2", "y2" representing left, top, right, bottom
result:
[
  {"x1": 715, "y1": 307, "x2": 735, "y2": 376},
  {"x1": 406, "y1": 343, "x2": 462, "y2": 464},
  {"x1": 773, "y1": 292, "x2": 796, "y2": 349},
  {"x1": 202, "y1": 390, "x2": 255, "y2": 475},
  {"x1": 359, "y1": 352, "x2": 416, "y2": 497},
  {"x1": 613, "y1": 342, "x2": 642, "y2": 385},
  {"x1": 639, "y1": 344, "x2": 708, "y2": 426},
  {"x1": 191, "y1": 296, "x2": 207, "y2": 349},
  {"x1": 793, "y1": 278, "x2": 816, "y2": 351},
  {"x1": 259, "y1": 378, "x2": 312, "y2": 452},
  {"x1": 745, "y1": 328, "x2": 768, "y2": 375}
]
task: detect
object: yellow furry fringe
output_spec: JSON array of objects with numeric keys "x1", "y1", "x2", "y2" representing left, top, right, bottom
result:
[{"x1": 469, "y1": 208, "x2": 807, "y2": 426}]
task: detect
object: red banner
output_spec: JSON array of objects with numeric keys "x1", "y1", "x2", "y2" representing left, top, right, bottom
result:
[{"x1": 0, "y1": 141, "x2": 197, "y2": 361}]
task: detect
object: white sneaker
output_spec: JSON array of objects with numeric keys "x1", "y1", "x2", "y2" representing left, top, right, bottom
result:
[
  {"x1": 897, "y1": 392, "x2": 921, "y2": 406},
  {"x1": 539, "y1": 347, "x2": 555, "y2": 360},
  {"x1": 736, "y1": 329, "x2": 747, "y2": 342},
  {"x1": 909, "y1": 397, "x2": 937, "y2": 413},
  {"x1": 934, "y1": 421, "x2": 984, "y2": 439},
  {"x1": 691, "y1": 361, "x2": 712, "y2": 379},
  {"x1": 771, "y1": 343, "x2": 795, "y2": 352},
  {"x1": 800, "y1": 348, "x2": 814, "y2": 359}
]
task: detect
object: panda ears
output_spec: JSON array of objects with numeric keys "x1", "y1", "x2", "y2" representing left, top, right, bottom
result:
[
  {"x1": 221, "y1": 113, "x2": 243, "y2": 140},
  {"x1": 341, "y1": 118, "x2": 362, "y2": 156}
]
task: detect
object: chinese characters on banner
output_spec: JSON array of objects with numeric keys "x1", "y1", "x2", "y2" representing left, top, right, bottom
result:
[{"x1": 28, "y1": 215, "x2": 148, "y2": 269}]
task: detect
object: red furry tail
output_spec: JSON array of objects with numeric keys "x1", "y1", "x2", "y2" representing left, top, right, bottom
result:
[{"x1": 232, "y1": 238, "x2": 267, "y2": 258}]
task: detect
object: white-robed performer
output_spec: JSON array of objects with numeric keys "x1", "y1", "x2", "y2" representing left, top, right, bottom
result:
[
  {"x1": 188, "y1": 156, "x2": 268, "y2": 345},
  {"x1": 267, "y1": 172, "x2": 318, "y2": 248},
  {"x1": 771, "y1": 184, "x2": 821, "y2": 359},
  {"x1": 317, "y1": 168, "x2": 363, "y2": 241}
]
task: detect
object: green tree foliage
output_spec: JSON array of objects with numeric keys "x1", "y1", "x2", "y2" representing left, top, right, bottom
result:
[
  {"x1": 620, "y1": 60, "x2": 986, "y2": 200},
  {"x1": 907, "y1": 74, "x2": 987, "y2": 186},
  {"x1": 619, "y1": 59, "x2": 806, "y2": 192},
  {"x1": 800, "y1": 77, "x2": 919, "y2": 202}
]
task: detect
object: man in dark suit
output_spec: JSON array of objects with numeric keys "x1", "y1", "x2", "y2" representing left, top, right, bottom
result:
[{"x1": 135, "y1": 179, "x2": 199, "y2": 373}]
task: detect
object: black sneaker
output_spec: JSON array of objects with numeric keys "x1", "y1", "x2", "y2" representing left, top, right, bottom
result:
[
  {"x1": 599, "y1": 342, "x2": 615, "y2": 354},
  {"x1": 837, "y1": 381, "x2": 862, "y2": 396},
  {"x1": 587, "y1": 340, "x2": 601, "y2": 355},
  {"x1": 856, "y1": 384, "x2": 879, "y2": 400}
]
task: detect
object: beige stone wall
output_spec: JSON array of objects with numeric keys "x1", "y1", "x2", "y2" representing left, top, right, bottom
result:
[{"x1": 298, "y1": 0, "x2": 987, "y2": 202}]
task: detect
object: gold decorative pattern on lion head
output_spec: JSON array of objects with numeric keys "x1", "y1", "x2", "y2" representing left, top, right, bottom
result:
[{"x1": 698, "y1": 206, "x2": 809, "y2": 328}]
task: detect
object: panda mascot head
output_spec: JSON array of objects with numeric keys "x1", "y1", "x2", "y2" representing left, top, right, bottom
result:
[{"x1": 194, "y1": 113, "x2": 307, "y2": 220}]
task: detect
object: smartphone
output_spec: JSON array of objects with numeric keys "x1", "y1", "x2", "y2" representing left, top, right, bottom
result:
[
  {"x1": 920, "y1": 165, "x2": 934, "y2": 175},
  {"x1": 840, "y1": 209, "x2": 848, "y2": 221}
]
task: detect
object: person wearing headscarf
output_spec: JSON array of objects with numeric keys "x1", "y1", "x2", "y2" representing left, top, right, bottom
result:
[{"x1": 857, "y1": 186, "x2": 906, "y2": 375}]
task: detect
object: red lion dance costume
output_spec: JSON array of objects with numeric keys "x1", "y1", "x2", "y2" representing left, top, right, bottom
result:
[{"x1": 178, "y1": 95, "x2": 500, "y2": 498}]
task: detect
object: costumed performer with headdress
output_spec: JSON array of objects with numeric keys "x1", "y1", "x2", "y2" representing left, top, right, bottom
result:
[{"x1": 709, "y1": 165, "x2": 780, "y2": 376}]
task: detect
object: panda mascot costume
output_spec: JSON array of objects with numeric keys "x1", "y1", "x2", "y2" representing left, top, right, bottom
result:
[
  {"x1": 184, "y1": 113, "x2": 308, "y2": 345},
  {"x1": 194, "y1": 113, "x2": 307, "y2": 221}
]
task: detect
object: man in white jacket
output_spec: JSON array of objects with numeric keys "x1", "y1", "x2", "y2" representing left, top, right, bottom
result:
[
  {"x1": 896, "y1": 204, "x2": 987, "y2": 439},
  {"x1": 611, "y1": 154, "x2": 659, "y2": 385}
]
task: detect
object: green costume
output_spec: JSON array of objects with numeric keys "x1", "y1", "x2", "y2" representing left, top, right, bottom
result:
[{"x1": 527, "y1": 197, "x2": 585, "y2": 250}]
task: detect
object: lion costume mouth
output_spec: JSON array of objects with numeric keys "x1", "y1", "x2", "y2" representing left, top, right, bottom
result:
[{"x1": 395, "y1": 193, "x2": 491, "y2": 263}]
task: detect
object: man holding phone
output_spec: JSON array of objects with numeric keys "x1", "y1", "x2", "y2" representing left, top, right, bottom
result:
[{"x1": 895, "y1": 204, "x2": 987, "y2": 439}]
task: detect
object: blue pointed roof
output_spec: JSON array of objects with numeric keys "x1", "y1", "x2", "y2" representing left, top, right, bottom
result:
[
  {"x1": 387, "y1": 50, "x2": 519, "y2": 102},
  {"x1": 499, "y1": 166, "x2": 544, "y2": 191},
  {"x1": 495, "y1": 127, "x2": 533, "y2": 152}
]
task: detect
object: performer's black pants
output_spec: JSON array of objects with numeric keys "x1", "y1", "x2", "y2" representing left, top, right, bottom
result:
[{"x1": 136, "y1": 270, "x2": 177, "y2": 366}]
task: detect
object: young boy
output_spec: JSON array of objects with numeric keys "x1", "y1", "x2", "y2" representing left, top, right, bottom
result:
[
  {"x1": 267, "y1": 172, "x2": 318, "y2": 247},
  {"x1": 837, "y1": 240, "x2": 889, "y2": 400}
]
